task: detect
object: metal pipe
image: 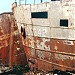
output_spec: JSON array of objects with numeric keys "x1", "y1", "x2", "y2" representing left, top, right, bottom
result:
[
  {"x1": 41, "y1": 0, "x2": 42, "y2": 3},
  {"x1": 25, "y1": 0, "x2": 27, "y2": 5},
  {"x1": 34, "y1": 0, "x2": 35, "y2": 4},
  {"x1": 19, "y1": 0, "x2": 21, "y2": 5}
]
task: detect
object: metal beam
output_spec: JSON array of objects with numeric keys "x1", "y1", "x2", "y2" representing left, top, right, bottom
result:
[
  {"x1": 34, "y1": 0, "x2": 35, "y2": 4},
  {"x1": 25, "y1": 0, "x2": 27, "y2": 4},
  {"x1": 41, "y1": 0, "x2": 43, "y2": 3}
]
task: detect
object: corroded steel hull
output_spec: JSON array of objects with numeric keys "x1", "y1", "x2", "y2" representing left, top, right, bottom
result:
[
  {"x1": 0, "y1": 12, "x2": 28, "y2": 67},
  {"x1": 13, "y1": 1, "x2": 75, "y2": 73}
]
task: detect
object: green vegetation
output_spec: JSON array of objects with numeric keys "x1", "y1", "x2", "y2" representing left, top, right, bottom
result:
[{"x1": 10, "y1": 65, "x2": 30, "y2": 75}]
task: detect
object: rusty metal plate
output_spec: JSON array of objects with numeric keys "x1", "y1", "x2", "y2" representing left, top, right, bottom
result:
[
  {"x1": 25, "y1": 47, "x2": 36, "y2": 58},
  {"x1": 43, "y1": 61, "x2": 53, "y2": 72},
  {"x1": 36, "y1": 49, "x2": 45, "y2": 60},
  {"x1": 0, "y1": 30, "x2": 3, "y2": 36},
  {"x1": 73, "y1": 56, "x2": 75, "y2": 69},
  {"x1": 0, "y1": 13, "x2": 28, "y2": 66},
  {"x1": 0, "y1": 48, "x2": 3, "y2": 60},
  {"x1": 2, "y1": 14, "x2": 12, "y2": 34},
  {"x1": 37, "y1": 59, "x2": 44, "y2": 71},
  {"x1": 13, "y1": 2, "x2": 75, "y2": 72},
  {"x1": 33, "y1": 36, "x2": 50, "y2": 51},
  {"x1": 36, "y1": 58, "x2": 53, "y2": 72},
  {"x1": 26, "y1": 36, "x2": 34, "y2": 48},
  {"x1": 27, "y1": 47, "x2": 32, "y2": 58},
  {"x1": 50, "y1": 38, "x2": 74, "y2": 53},
  {"x1": 32, "y1": 49, "x2": 75, "y2": 71},
  {"x1": 44, "y1": 51, "x2": 51, "y2": 61},
  {"x1": 31, "y1": 48, "x2": 36, "y2": 57}
]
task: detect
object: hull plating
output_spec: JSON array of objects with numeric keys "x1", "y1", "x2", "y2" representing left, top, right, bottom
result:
[
  {"x1": 13, "y1": 1, "x2": 75, "y2": 72},
  {"x1": 0, "y1": 13, "x2": 28, "y2": 67}
]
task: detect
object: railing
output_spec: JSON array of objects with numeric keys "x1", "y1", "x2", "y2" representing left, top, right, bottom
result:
[{"x1": 15, "y1": 0, "x2": 44, "y2": 5}]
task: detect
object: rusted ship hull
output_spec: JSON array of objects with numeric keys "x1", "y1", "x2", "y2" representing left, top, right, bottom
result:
[
  {"x1": 23, "y1": 37, "x2": 75, "y2": 72},
  {"x1": 13, "y1": 0, "x2": 75, "y2": 73},
  {"x1": 0, "y1": 12, "x2": 28, "y2": 67}
]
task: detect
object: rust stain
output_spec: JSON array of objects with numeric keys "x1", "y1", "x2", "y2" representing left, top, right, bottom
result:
[
  {"x1": 33, "y1": 36, "x2": 37, "y2": 48},
  {"x1": 45, "y1": 41, "x2": 50, "y2": 47},
  {"x1": 0, "y1": 13, "x2": 28, "y2": 66},
  {"x1": 27, "y1": 37, "x2": 31, "y2": 46}
]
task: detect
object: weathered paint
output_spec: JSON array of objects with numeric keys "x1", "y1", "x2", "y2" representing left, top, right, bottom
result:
[
  {"x1": 26, "y1": 36, "x2": 34, "y2": 48},
  {"x1": 33, "y1": 26, "x2": 50, "y2": 38},
  {"x1": 33, "y1": 36, "x2": 50, "y2": 51},
  {"x1": 50, "y1": 38, "x2": 75, "y2": 53},
  {"x1": 13, "y1": 1, "x2": 75, "y2": 72},
  {"x1": 0, "y1": 13, "x2": 28, "y2": 67}
]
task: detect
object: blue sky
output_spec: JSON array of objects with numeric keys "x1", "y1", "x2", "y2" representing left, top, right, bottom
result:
[
  {"x1": 0, "y1": 0, "x2": 48, "y2": 14},
  {"x1": 0, "y1": 0, "x2": 14, "y2": 14}
]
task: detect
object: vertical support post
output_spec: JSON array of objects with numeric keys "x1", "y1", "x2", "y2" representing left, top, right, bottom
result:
[
  {"x1": 19, "y1": 0, "x2": 21, "y2": 5},
  {"x1": 34, "y1": 0, "x2": 35, "y2": 4},
  {"x1": 25, "y1": 0, "x2": 27, "y2": 5},
  {"x1": 41, "y1": 0, "x2": 43, "y2": 3}
]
